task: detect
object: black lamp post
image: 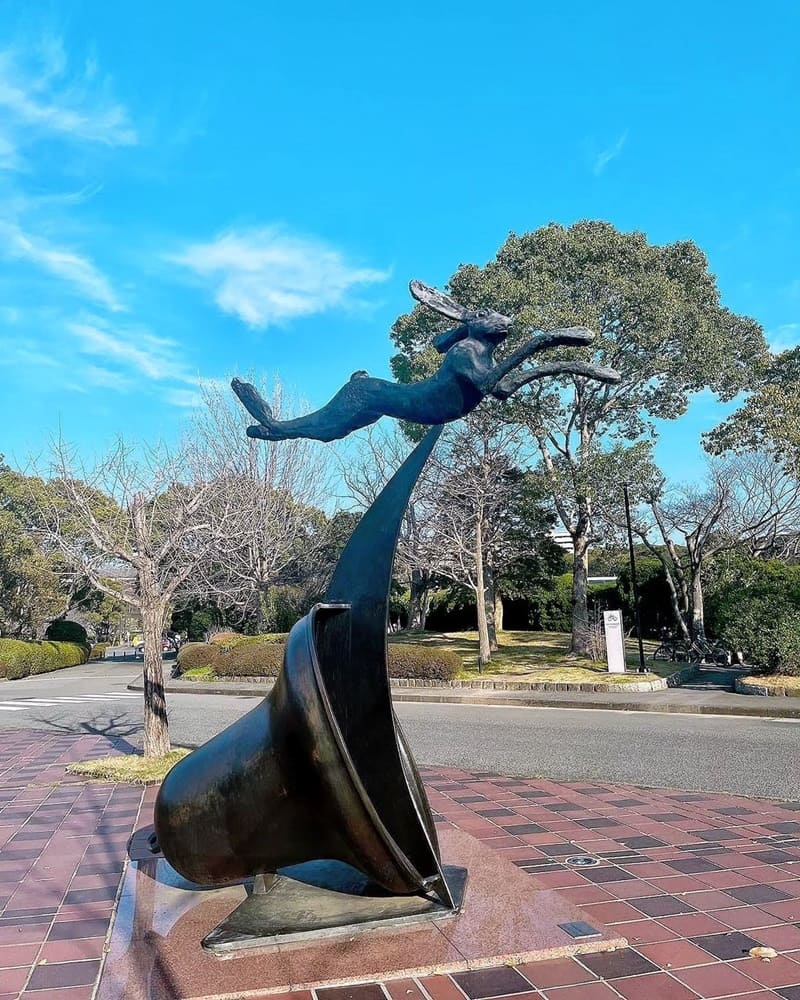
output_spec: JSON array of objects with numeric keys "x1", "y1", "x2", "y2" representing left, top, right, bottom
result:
[{"x1": 623, "y1": 483, "x2": 647, "y2": 673}]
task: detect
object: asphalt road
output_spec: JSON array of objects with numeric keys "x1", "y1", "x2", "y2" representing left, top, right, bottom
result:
[{"x1": 1, "y1": 660, "x2": 798, "y2": 801}]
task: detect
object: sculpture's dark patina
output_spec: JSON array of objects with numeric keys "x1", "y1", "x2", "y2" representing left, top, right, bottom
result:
[
  {"x1": 232, "y1": 280, "x2": 619, "y2": 442},
  {"x1": 154, "y1": 281, "x2": 620, "y2": 951}
]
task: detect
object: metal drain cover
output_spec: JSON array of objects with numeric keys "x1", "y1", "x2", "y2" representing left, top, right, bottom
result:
[
  {"x1": 559, "y1": 920, "x2": 602, "y2": 939},
  {"x1": 565, "y1": 855, "x2": 601, "y2": 867}
]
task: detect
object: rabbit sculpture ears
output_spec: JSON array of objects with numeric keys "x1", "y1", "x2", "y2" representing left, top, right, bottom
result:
[{"x1": 409, "y1": 280, "x2": 513, "y2": 354}]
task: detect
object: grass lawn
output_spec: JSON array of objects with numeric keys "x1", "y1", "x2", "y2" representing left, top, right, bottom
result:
[
  {"x1": 740, "y1": 674, "x2": 800, "y2": 695},
  {"x1": 67, "y1": 748, "x2": 190, "y2": 783},
  {"x1": 178, "y1": 630, "x2": 672, "y2": 687},
  {"x1": 389, "y1": 629, "x2": 668, "y2": 685}
]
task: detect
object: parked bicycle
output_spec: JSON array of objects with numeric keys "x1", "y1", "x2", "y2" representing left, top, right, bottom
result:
[{"x1": 652, "y1": 629, "x2": 730, "y2": 665}]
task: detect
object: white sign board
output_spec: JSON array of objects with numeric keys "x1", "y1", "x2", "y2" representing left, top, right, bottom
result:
[{"x1": 603, "y1": 610, "x2": 626, "y2": 674}]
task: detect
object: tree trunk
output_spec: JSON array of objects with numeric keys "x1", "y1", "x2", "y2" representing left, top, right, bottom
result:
[
  {"x1": 130, "y1": 490, "x2": 171, "y2": 758},
  {"x1": 474, "y1": 516, "x2": 491, "y2": 670},
  {"x1": 494, "y1": 590, "x2": 504, "y2": 633},
  {"x1": 485, "y1": 564, "x2": 499, "y2": 652},
  {"x1": 409, "y1": 569, "x2": 430, "y2": 630},
  {"x1": 140, "y1": 592, "x2": 170, "y2": 758},
  {"x1": 571, "y1": 527, "x2": 591, "y2": 656},
  {"x1": 690, "y1": 570, "x2": 705, "y2": 640}
]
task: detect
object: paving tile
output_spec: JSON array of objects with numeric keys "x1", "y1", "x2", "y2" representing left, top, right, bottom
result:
[
  {"x1": 26, "y1": 958, "x2": 100, "y2": 989},
  {"x1": 636, "y1": 938, "x2": 717, "y2": 969},
  {"x1": 689, "y1": 931, "x2": 762, "y2": 960},
  {"x1": 452, "y1": 966, "x2": 533, "y2": 998},
  {"x1": 304, "y1": 986, "x2": 387, "y2": 1000},
  {"x1": 540, "y1": 984, "x2": 620, "y2": 999},
  {"x1": 516, "y1": 957, "x2": 597, "y2": 988},
  {"x1": 674, "y1": 960, "x2": 765, "y2": 997},
  {"x1": 741, "y1": 955, "x2": 800, "y2": 988},
  {"x1": 610, "y1": 972, "x2": 701, "y2": 999},
  {"x1": 384, "y1": 977, "x2": 429, "y2": 1000},
  {"x1": 578, "y1": 949, "x2": 658, "y2": 980},
  {"x1": 631, "y1": 896, "x2": 697, "y2": 918},
  {"x1": 727, "y1": 885, "x2": 794, "y2": 905},
  {"x1": 665, "y1": 857, "x2": 722, "y2": 874},
  {"x1": 580, "y1": 867, "x2": 636, "y2": 884}
]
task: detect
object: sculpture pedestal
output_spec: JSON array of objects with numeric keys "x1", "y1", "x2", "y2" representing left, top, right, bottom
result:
[
  {"x1": 98, "y1": 827, "x2": 626, "y2": 999},
  {"x1": 203, "y1": 863, "x2": 468, "y2": 953}
]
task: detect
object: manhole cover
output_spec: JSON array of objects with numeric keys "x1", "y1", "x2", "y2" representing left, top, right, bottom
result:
[{"x1": 565, "y1": 855, "x2": 601, "y2": 868}]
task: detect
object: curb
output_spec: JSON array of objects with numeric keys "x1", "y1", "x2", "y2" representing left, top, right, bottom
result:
[
  {"x1": 127, "y1": 676, "x2": 800, "y2": 719},
  {"x1": 735, "y1": 677, "x2": 800, "y2": 698}
]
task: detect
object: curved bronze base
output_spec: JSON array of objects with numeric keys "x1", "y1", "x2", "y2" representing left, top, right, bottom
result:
[{"x1": 154, "y1": 427, "x2": 455, "y2": 915}]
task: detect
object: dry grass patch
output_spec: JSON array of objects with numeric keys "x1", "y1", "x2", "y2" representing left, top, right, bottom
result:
[
  {"x1": 390, "y1": 629, "x2": 667, "y2": 684},
  {"x1": 67, "y1": 748, "x2": 190, "y2": 784},
  {"x1": 741, "y1": 674, "x2": 800, "y2": 695}
]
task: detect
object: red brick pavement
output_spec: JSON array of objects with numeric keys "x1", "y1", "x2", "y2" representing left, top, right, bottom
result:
[{"x1": 0, "y1": 729, "x2": 799, "y2": 999}]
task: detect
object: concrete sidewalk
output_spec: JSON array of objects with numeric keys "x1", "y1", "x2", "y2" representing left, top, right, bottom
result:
[{"x1": 137, "y1": 674, "x2": 800, "y2": 719}]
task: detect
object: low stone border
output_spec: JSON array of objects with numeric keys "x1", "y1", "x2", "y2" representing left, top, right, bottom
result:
[
  {"x1": 736, "y1": 676, "x2": 800, "y2": 697},
  {"x1": 392, "y1": 663, "x2": 697, "y2": 693},
  {"x1": 173, "y1": 663, "x2": 696, "y2": 694}
]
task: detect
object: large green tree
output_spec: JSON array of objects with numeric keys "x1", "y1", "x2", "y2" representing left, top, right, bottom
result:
[
  {"x1": 705, "y1": 346, "x2": 800, "y2": 470},
  {"x1": 391, "y1": 221, "x2": 768, "y2": 654}
]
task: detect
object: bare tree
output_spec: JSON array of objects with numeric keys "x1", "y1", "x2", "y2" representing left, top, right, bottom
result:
[
  {"x1": 192, "y1": 378, "x2": 334, "y2": 630},
  {"x1": 630, "y1": 453, "x2": 800, "y2": 639},
  {"x1": 33, "y1": 436, "x2": 237, "y2": 756},
  {"x1": 341, "y1": 423, "x2": 444, "y2": 630},
  {"x1": 427, "y1": 416, "x2": 539, "y2": 667}
]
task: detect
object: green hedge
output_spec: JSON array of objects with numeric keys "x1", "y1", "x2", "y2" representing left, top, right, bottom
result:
[
  {"x1": 0, "y1": 639, "x2": 90, "y2": 680},
  {"x1": 208, "y1": 631, "x2": 286, "y2": 650},
  {"x1": 387, "y1": 645, "x2": 460, "y2": 681},
  {"x1": 176, "y1": 642, "x2": 223, "y2": 672},
  {"x1": 89, "y1": 642, "x2": 110, "y2": 661},
  {"x1": 214, "y1": 642, "x2": 284, "y2": 677},
  {"x1": 176, "y1": 636, "x2": 461, "y2": 681}
]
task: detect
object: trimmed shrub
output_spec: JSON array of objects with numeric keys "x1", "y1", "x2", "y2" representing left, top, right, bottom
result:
[
  {"x1": 176, "y1": 642, "x2": 222, "y2": 673},
  {"x1": 45, "y1": 619, "x2": 88, "y2": 644},
  {"x1": 387, "y1": 645, "x2": 461, "y2": 681},
  {"x1": 208, "y1": 631, "x2": 285, "y2": 650},
  {"x1": 0, "y1": 639, "x2": 89, "y2": 680},
  {"x1": 771, "y1": 613, "x2": 800, "y2": 676},
  {"x1": 90, "y1": 642, "x2": 110, "y2": 661},
  {"x1": 176, "y1": 638, "x2": 460, "y2": 682},
  {"x1": 214, "y1": 642, "x2": 285, "y2": 677}
]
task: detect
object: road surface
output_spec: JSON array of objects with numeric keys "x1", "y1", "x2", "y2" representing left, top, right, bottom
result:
[{"x1": 0, "y1": 660, "x2": 797, "y2": 800}]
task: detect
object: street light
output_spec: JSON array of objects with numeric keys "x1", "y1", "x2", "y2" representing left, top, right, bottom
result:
[{"x1": 623, "y1": 483, "x2": 647, "y2": 673}]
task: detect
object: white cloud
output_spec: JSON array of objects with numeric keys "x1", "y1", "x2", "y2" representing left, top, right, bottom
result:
[
  {"x1": 593, "y1": 130, "x2": 628, "y2": 175},
  {"x1": 171, "y1": 226, "x2": 389, "y2": 328},
  {"x1": 767, "y1": 323, "x2": 800, "y2": 353},
  {"x1": 68, "y1": 319, "x2": 189, "y2": 382},
  {"x1": 0, "y1": 221, "x2": 122, "y2": 311},
  {"x1": 0, "y1": 37, "x2": 137, "y2": 152}
]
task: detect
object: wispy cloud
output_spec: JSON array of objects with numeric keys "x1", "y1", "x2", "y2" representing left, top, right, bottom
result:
[
  {"x1": 767, "y1": 323, "x2": 800, "y2": 353},
  {"x1": 0, "y1": 35, "x2": 137, "y2": 159},
  {"x1": 68, "y1": 319, "x2": 190, "y2": 382},
  {"x1": 593, "y1": 130, "x2": 628, "y2": 175},
  {"x1": 0, "y1": 221, "x2": 122, "y2": 311},
  {"x1": 171, "y1": 226, "x2": 389, "y2": 328}
]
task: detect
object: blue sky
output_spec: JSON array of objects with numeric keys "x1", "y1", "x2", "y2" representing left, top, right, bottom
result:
[{"x1": 0, "y1": 1, "x2": 798, "y2": 483}]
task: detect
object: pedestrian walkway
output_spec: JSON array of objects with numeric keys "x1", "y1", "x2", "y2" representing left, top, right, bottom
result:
[
  {"x1": 1, "y1": 729, "x2": 799, "y2": 998},
  {"x1": 0, "y1": 692, "x2": 140, "y2": 713}
]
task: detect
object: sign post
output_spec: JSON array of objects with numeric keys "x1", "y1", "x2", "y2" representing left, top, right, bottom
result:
[{"x1": 603, "y1": 610, "x2": 626, "y2": 674}]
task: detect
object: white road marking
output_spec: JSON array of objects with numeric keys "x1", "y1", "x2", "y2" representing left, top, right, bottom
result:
[{"x1": 0, "y1": 692, "x2": 141, "y2": 712}]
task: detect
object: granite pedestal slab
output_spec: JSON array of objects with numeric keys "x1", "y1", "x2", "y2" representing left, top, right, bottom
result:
[
  {"x1": 97, "y1": 828, "x2": 626, "y2": 1000},
  {"x1": 203, "y1": 863, "x2": 468, "y2": 953}
]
